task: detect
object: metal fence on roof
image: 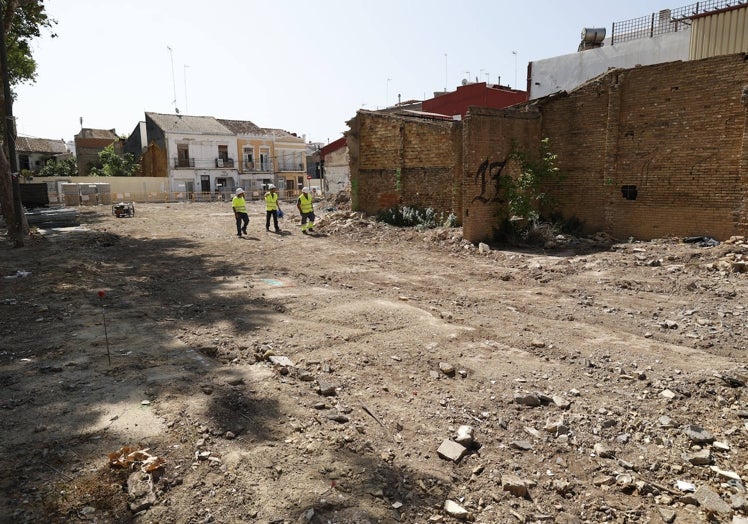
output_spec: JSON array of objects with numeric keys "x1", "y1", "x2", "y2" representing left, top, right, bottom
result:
[{"x1": 611, "y1": 0, "x2": 746, "y2": 44}]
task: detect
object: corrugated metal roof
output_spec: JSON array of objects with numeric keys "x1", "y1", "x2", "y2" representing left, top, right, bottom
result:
[
  {"x1": 146, "y1": 112, "x2": 233, "y2": 135},
  {"x1": 15, "y1": 137, "x2": 67, "y2": 154}
]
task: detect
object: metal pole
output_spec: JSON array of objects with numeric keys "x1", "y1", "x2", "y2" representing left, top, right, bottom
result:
[
  {"x1": 444, "y1": 53, "x2": 448, "y2": 92},
  {"x1": 183, "y1": 64, "x2": 190, "y2": 113}
]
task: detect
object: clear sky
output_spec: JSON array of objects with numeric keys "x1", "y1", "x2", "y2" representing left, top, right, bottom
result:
[{"x1": 14, "y1": 0, "x2": 665, "y2": 146}]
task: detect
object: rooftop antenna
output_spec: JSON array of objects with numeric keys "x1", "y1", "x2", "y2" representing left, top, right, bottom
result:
[
  {"x1": 167, "y1": 45, "x2": 179, "y2": 113},
  {"x1": 444, "y1": 53, "x2": 448, "y2": 92}
]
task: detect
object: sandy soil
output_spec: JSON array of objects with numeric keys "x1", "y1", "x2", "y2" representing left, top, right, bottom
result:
[{"x1": 1, "y1": 198, "x2": 747, "y2": 524}]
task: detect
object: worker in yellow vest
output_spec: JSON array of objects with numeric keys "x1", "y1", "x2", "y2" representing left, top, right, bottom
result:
[
  {"x1": 232, "y1": 188, "x2": 249, "y2": 237},
  {"x1": 264, "y1": 184, "x2": 282, "y2": 233},
  {"x1": 296, "y1": 187, "x2": 315, "y2": 234}
]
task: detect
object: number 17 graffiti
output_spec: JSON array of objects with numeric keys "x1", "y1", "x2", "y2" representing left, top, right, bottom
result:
[{"x1": 471, "y1": 156, "x2": 508, "y2": 204}]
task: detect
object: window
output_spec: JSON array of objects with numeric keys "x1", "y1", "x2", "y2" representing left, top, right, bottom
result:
[
  {"x1": 177, "y1": 144, "x2": 190, "y2": 167},
  {"x1": 260, "y1": 148, "x2": 270, "y2": 171},
  {"x1": 218, "y1": 145, "x2": 229, "y2": 161},
  {"x1": 244, "y1": 147, "x2": 254, "y2": 170}
]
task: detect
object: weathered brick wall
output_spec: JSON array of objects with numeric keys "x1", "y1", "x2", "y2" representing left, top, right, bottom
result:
[
  {"x1": 348, "y1": 54, "x2": 748, "y2": 242},
  {"x1": 540, "y1": 54, "x2": 748, "y2": 240},
  {"x1": 462, "y1": 107, "x2": 541, "y2": 242},
  {"x1": 348, "y1": 111, "x2": 462, "y2": 221}
]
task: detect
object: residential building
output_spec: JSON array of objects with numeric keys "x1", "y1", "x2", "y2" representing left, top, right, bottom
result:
[
  {"x1": 319, "y1": 137, "x2": 349, "y2": 193},
  {"x1": 529, "y1": 1, "x2": 746, "y2": 100},
  {"x1": 422, "y1": 81, "x2": 527, "y2": 118},
  {"x1": 15, "y1": 136, "x2": 68, "y2": 173},
  {"x1": 74, "y1": 128, "x2": 122, "y2": 176},
  {"x1": 218, "y1": 119, "x2": 307, "y2": 197},
  {"x1": 142, "y1": 112, "x2": 238, "y2": 200}
]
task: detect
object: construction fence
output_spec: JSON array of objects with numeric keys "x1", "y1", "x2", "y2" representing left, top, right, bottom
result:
[{"x1": 21, "y1": 177, "x2": 313, "y2": 206}]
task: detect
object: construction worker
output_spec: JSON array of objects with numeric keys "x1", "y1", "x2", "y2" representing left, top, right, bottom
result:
[
  {"x1": 264, "y1": 184, "x2": 282, "y2": 233},
  {"x1": 232, "y1": 188, "x2": 249, "y2": 237},
  {"x1": 297, "y1": 187, "x2": 315, "y2": 234}
]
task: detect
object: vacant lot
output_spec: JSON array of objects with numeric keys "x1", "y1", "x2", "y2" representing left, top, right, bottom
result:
[{"x1": 1, "y1": 200, "x2": 747, "y2": 523}]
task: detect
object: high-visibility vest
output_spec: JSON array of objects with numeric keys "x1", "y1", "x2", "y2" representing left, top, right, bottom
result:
[
  {"x1": 232, "y1": 196, "x2": 247, "y2": 213},
  {"x1": 297, "y1": 194, "x2": 313, "y2": 213},
  {"x1": 264, "y1": 191, "x2": 278, "y2": 210}
]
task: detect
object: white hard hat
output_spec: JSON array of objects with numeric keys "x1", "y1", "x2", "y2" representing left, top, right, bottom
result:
[
  {"x1": 301, "y1": 187, "x2": 309, "y2": 192},
  {"x1": 235, "y1": 187, "x2": 245, "y2": 195},
  {"x1": 268, "y1": 184, "x2": 276, "y2": 189}
]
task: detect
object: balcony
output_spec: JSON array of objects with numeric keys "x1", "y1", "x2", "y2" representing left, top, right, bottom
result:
[
  {"x1": 174, "y1": 157, "x2": 195, "y2": 168},
  {"x1": 242, "y1": 160, "x2": 274, "y2": 173},
  {"x1": 173, "y1": 157, "x2": 238, "y2": 169},
  {"x1": 278, "y1": 162, "x2": 304, "y2": 172}
]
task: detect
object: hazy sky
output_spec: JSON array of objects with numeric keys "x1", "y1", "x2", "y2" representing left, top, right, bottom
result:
[{"x1": 15, "y1": 0, "x2": 664, "y2": 146}]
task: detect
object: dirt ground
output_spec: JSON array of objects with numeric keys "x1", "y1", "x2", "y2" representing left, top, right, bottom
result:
[{"x1": 1, "y1": 197, "x2": 747, "y2": 524}]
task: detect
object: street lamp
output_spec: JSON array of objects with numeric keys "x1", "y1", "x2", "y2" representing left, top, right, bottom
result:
[
  {"x1": 512, "y1": 51, "x2": 518, "y2": 89},
  {"x1": 386, "y1": 77, "x2": 391, "y2": 107}
]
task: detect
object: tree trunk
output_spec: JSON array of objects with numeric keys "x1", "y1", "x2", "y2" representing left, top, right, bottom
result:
[{"x1": 0, "y1": 144, "x2": 22, "y2": 246}]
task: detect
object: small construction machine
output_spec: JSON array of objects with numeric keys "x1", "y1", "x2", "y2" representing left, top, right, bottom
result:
[{"x1": 112, "y1": 202, "x2": 135, "y2": 218}]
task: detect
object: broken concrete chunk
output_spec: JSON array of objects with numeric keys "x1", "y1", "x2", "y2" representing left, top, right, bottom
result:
[
  {"x1": 454, "y1": 425, "x2": 474, "y2": 447},
  {"x1": 437, "y1": 439, "x2": 467, "y2": 463},
  {"x1": 326, "y1": 413, "x2": 349, "y2": 423},
  {"x1": 686, "y1": 449, "x2": 711, "y2": 466},
  {"x1": 501, "y1": 473, "x2": 528, "y2": 498},
  {"x1": 443, "y1": 499, "x2": 470, "y2": 520},
  {"x1": 593, "y1": 442, "x2": 615, "y2": 459},
  {"x1": 694, "y1": 485, "x2": 732, "y2": 515},
  {"x1": 510, "y1": 440, "x2": 533, "y2": 451},
  {"x1": 684, "y1": 424, "x2": 714, "y2": 444},
  {"x1": 514, "y1": 393, "x2": 542, "y2": 407},
  {"x1": 438, "y1": 362, "x2": 455, "y2": 377},
  {"x1": 660, "y1": 389, "x2": 676, "y2": 399},
  {"x1": 269, "y1": 355, "x2": 294, "y2": 367},
  {"x1": 710, "y1": 465, "x2": 742, "y2": 481},
  {"x1": 317, "y1": 377, "x2": 338, "y2": 396}
]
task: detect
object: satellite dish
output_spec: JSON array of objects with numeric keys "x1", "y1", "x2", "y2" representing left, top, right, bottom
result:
[{"x1": 461, "y1": 78, "x2": 468, "y2": 86}]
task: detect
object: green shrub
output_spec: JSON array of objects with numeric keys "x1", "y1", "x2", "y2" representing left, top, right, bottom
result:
[
  {"x1": 496, "y1": 138, "x2": 565, "y2": 245},
  {"x1": 377, "y1": 206, "x2": 457, "y2": 229}
]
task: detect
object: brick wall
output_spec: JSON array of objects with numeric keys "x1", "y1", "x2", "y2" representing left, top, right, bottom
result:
[
  {"x1": 462, "y1": 107, "x2": 541, "y2": 242},
  {"x1": 347, "y1": 54, "x2": 748, "y2": 242},
  {"x1": 540, "y1": 53, "x2": 748, "y2": 240},
  {"x1": 348, "y1": 111, "x2": 462, "y2": 221}
]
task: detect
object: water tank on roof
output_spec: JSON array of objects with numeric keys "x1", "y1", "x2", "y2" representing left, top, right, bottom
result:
[
  {"x1": 581, "y1": 27, "x2": 606, "y2": 44},
  {"x1": 579, "y1": 27, "x2": 606, "y2": 51}
]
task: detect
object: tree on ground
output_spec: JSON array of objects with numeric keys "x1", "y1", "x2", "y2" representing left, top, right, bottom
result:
[
  {"x1": 0, "y1": 1, "x2": 56, "y2": 247},
  {"x1": 38, "y1": 156, "x2": 78, "y2": 177},
  {"x1": 89, "y1": 145, "x2": 139, "y2": 177}
]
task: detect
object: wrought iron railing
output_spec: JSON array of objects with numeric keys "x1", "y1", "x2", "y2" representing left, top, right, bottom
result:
[
  {"x1": 173, "y1": 157, "x2": 195, "y2": 168},
  {"x1": 215, "y1": 158, "x2": 235, "y2": 168},
  {"x1": 611, "y1": 0, "x2": 746, "y2": 44},
  {"x1": 277, "y1": 162, "x2": 304, "y2": 172},
  {"x1": 173, "y1": 157, "x2": 239, "y2": 169}
]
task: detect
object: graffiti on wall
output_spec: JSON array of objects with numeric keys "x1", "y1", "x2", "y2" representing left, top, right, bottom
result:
[{"x1": 471, "y1": 156, "x2": 508, "y2": 204}]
